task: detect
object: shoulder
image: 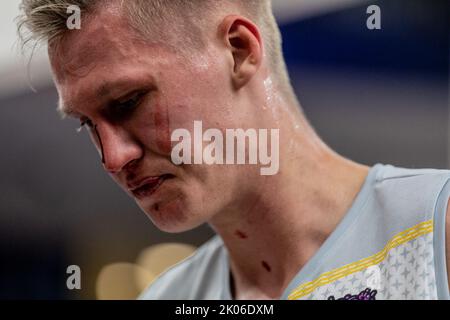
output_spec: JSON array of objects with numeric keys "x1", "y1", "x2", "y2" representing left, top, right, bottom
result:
[
  {"x1": 375, "y1": 164, "x2": 450, "y2": 299},
  {"x1": 138, "y1": 235, "x2": 229, "y2": 300},
  {"x1": 446, "y1": 198, "x2": 450, "y2": 293},
  {"x1": 447, "y1": 199, "x2": 450, "y2": 231},
  {"x1": 372, "y1": 164, "x2": 450, "y2": 222},
  {"x1": 374, "y1": 164, "x2": 450, "y2": 184}
]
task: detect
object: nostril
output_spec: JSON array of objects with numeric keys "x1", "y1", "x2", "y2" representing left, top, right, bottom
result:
[
  {"x1": 126, "y1": 172, "x2": 136, "y2": 181},
  {"x1": 104, "y1": 164, "x2": 119, "y2": 174},
  {"x1": 124, "y1": 159, "x2": 140, "y2": 172}
]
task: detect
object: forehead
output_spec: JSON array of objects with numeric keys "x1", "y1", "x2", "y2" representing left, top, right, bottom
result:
[
  {"x1": 49, "y1": 4, "x2": 165, "y2": 81},
  {"x1": 48, "y1": 7, "x2": 176, "y2": 117}
]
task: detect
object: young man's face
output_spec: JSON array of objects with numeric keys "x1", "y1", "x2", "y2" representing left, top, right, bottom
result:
[{"x1": 50, "y1": 9, "x2": 263, "y2": 232}]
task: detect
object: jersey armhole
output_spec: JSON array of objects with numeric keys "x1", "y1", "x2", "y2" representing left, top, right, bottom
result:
[{"x1": 433, "y1": 178, "x2": 450, "y2": 299}]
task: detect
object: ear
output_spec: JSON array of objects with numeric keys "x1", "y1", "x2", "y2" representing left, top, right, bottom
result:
[{"x1": 219, "y1": 15, "x2": 263, "y2": 90}]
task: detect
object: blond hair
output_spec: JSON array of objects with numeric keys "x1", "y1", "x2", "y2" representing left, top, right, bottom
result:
[{"x1": 17, "y1": 0, "x2": 297, "y2": 100}]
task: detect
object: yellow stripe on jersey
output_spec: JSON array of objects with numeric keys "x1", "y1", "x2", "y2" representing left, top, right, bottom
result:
[{"x1": 288, "y1": 220, "x2": 433, "y2": 300}]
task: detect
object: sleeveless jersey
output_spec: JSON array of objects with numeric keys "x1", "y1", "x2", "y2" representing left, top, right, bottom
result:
[{"x1": 139, "y1": 164, "x2": 450, "y2": 300}]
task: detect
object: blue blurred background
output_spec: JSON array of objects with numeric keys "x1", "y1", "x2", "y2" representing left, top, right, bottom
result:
[{"x1": 0, "y1": 0, "x2": 448, "y2": 299}]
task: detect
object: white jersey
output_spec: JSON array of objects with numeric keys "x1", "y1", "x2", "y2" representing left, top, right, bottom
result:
[{"x1": 140, "y1": 164, "x2": 450, "y2": 300}]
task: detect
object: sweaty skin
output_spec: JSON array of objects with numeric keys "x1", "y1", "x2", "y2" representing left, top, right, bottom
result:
[{"x1": 50, "y1": 3, "x2": 372, "y2": 300}]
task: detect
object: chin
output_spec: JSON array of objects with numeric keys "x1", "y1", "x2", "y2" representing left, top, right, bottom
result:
[{"x1": 140, "y1": 196, "x2": 206, "y2": 233}]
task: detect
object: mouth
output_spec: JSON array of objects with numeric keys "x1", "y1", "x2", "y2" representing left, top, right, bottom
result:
[{"x1": 129, "y1": 174, "x2": 174, "y2": 199}]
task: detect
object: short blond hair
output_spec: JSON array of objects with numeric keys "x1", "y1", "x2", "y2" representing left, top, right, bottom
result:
[{"x1": 18, "y1": 0, "x2": 297, "y2": 100}]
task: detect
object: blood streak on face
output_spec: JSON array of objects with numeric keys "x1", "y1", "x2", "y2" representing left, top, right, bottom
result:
[
  {"x1": 153, "y1": 103, "x2": 172, "y2": 155},
  {"x1": 261, "y1": 260, "x2": 271, "y2": 272},
  {"x1": 234, "y1": 230, "x2": 248, "y2": 239}
]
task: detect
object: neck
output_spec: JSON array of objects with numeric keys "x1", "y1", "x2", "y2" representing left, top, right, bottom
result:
[{"x1": 208, "y1": 105, "x2": 370, "y2": 300}]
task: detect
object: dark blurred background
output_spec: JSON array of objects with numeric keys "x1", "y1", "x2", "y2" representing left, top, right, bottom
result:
[{"x1": 0, "y1": 0, "x2": 448, "y2": 299}]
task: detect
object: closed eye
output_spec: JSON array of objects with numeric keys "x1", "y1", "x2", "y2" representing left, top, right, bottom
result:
[
  {"x1": 108, "y1": 91, "x2": 147, "y2": 120},
  {"x1": 75, "y1": 88, "x2": 151, "y2": 133}
]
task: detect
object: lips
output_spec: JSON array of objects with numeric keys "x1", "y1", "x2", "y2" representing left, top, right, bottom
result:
[{"x1": 128, "y1": 174, "x2": 173, "y2": 199}]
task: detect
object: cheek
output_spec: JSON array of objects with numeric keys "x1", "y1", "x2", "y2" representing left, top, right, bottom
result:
[
  {"x1": 152, "y1": 105, "x2": 172, "y2": 155},
  {"x1": 137, "y1": 101, "x2": 193, "y2": 157},
  {"x1": 152, "y1": 102, "x2": 200, "y2": 154}
]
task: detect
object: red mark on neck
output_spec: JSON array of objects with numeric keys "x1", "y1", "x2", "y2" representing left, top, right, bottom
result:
[
  {"x1": 261, "y1": 261, "x2": 271, "y2": 272},
  {"x1": 234, "y1": 230, "x2": 248, "y2": 239}
]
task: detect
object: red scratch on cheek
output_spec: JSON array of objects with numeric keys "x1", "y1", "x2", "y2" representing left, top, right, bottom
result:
[
  {"x1": 261, "y1": 261, "x2": 271, "y2": 272},
  {"x1": 153, "y1": 104, "x2": 172, "y2": 155},
  {"x1": 234, "y1": 230, "x2": 248, "y2": 239}
]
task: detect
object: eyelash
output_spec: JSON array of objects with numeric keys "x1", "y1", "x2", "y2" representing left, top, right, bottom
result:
[
  {"x1": 77, "y1": 119, "x2": 94, "y2": 133},
  {"x1": 116, "y1": 93, "x2": 143, "y2": 111},
  {"x1": 76, "y1": 92, "x2": 145, "y2": 133}
]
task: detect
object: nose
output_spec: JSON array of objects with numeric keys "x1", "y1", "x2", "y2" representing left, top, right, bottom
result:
[{"x1": 92, "y1": 123, "x2": 143, "y2": 174}]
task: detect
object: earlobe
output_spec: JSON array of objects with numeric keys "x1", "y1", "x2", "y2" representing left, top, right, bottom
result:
[{"x1": 219, "y1": 15, "x2": 263, "y2": 89}]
